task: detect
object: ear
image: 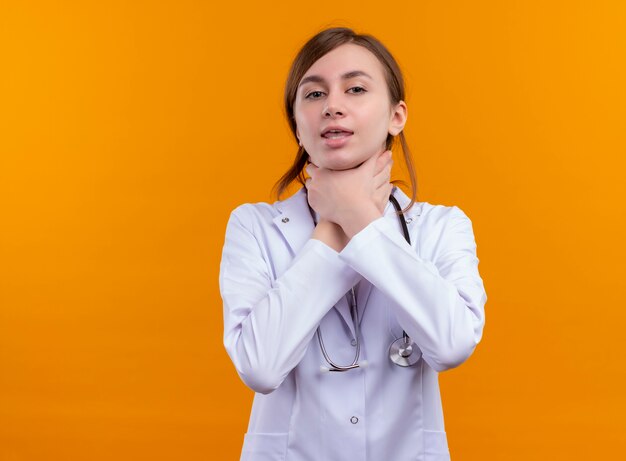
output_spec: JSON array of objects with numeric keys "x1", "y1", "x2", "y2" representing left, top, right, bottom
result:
[
  {"x1": 296, "y1": 128, "x2": 302, "y2": 146},
  {"x1": 388, "y1": 100, "x2": 408, "y2": 136}
]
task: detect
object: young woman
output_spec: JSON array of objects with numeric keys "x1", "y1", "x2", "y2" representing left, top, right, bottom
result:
[{"x1": 219, "y1": 27, "x2": 487, "y2": 461}]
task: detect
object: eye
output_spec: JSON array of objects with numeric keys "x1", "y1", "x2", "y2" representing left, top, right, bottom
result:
[
  {"x1": 305, "y1": 90, "x2": 325, "y2": 100},
  {"x1": 348, "y1": 86, "x2": 366, "y2": 94}
]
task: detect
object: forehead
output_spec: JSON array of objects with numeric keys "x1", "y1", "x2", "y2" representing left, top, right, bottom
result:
[{"x1": 300, "y1": 43, "x2": 386, "y2": 82}]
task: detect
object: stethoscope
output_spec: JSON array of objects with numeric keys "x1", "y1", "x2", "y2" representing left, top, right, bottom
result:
[{"x1": 309, "y1": 191, "x2": 422, "y2": 372}]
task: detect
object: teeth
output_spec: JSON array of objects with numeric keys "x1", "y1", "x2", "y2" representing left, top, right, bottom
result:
[{"x1": 324, "y1": 130, "x2": 350, "y2": 138}]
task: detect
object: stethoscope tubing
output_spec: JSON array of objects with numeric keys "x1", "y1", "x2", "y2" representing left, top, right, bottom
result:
[
  {"x1": 317, "y1": 287, "x2": 361, "y2": 372},
  {"x1": 310, "y1": 190, "x2": 416, "y2": 372}
]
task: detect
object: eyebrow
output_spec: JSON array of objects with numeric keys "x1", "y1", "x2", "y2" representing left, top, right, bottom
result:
[{"x1": 298, "y1": 70, "x2": 373, "y2": 87}]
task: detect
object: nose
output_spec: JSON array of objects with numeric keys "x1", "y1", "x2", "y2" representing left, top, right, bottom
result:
[
  {"x1": 323, "y1": 106, "x2": 344, "y2": 118},
  {"x1": 322, "y1": 93, "x2": 345, "y2": 118}
]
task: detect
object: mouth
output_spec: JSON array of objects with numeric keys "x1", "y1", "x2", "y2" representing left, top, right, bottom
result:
[
  {"x1": 321, "y1": 130, "x2": 353, "y2": 149},
  {"x1": 321, "y1": 128, "x2": 354, "y2": 139}
]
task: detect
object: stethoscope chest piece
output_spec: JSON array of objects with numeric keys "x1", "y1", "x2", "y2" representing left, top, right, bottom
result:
[{"x1": 389, "y1": 337, "x2": 422, "y2": 367}]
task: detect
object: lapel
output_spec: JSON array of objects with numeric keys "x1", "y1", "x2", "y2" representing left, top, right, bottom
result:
[
  {"x1": 272, "y1": 188, "x2": 358, "y2": 337},
  {"x1": 389, "y1": 185, "x2": 423, "y2": 224},
  {"x1": 272, "y1": 188, "x2": 314, "y2": 256}
]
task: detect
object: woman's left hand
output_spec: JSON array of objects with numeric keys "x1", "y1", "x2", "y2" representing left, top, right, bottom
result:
[{"x1": 305, "y1": 150, "x2": 393, "y2": 239}]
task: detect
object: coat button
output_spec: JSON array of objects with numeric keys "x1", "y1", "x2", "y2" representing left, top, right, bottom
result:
[
  {"x1": 350, "y1": 338, "x2": 357, "y2": 347},
  {"x1": 350, "y1": 416, "x2": 359, "y2": 424},
  {"x1": 281, "y1": 217, "x2": 289, "y2": 223}
]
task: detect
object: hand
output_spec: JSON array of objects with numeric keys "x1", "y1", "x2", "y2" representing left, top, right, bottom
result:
[
  {"x1": 305, "y1": 150, "x2": 393, "y2": 238},
  {"x1": 311, "y1": 219, "x2": 350, "y2": 252}
]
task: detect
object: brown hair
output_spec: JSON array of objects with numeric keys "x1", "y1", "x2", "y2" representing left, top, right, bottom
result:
[{"x1": 274, "y1": 27, "x2": 418, "y2": 211}]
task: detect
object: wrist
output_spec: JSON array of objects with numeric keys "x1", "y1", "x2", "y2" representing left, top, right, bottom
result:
[{"x1": 312, "y1": 220, "x2": 349, "y2": 252}]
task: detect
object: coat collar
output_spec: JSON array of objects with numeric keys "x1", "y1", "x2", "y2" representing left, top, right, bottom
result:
[
  {"x1": 272, "y1": 186, "x2": 422, "y2": 254},
  {"x1": 272, "y1": 188, "x2": 314, "y2": 256},
  {"x1": 387, "y1": 185, "x2": 423, "y2": 221}
]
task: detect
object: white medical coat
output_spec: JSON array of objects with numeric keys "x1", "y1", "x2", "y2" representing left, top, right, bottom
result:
[{"x1": 220, "y1": 187, "x2": 487, "y2": 461}]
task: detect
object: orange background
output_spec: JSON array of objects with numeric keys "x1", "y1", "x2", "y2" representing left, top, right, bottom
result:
[{"x1": 1, "y1": 1, "x2": 625, "y2": 459}]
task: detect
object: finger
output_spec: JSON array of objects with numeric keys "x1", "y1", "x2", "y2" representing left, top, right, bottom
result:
[
  {"x1": 373, "y1": 162, "x2": 393, "y2": 188},
  {"x1": 383, "y1": 183, "x2": 394, "y2": 208},
  {"x1": 386, "y1": 181, "x2": 393, "y2": 198},
  {"x1": 305, "y1": 163, "x2": 318, "y2": 177},
  {"x1": 373, "y1": 175, "x2": 390, "y2": 191},
  {"x1": 373, "y1": 150, "x2": 393, "y2": 175},
  {"x1": 373, "y1": 167, "x2": 391, "y2": 189},
  {"x1": 373, "y1": 170, "x2": 391, "y2": 190},
  {"x1": 382, "y1": 182, "x2": 394, "y2": 201},
  {"x1": 372, "y1": 182, "x2": 391, "y2": 213}
]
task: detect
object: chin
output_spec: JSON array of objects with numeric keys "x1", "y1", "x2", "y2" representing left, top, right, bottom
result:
[
  {"x1": 319, "y1": 153, "x2": 370, "y2": 171},
  {"x1": 325, "y1": 161, "x2": 358, "y2": 171}
]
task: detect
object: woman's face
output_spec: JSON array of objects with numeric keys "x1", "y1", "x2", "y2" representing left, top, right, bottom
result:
[{"x1": 294, "y1": 43, "x2": 407, "y2": 171}]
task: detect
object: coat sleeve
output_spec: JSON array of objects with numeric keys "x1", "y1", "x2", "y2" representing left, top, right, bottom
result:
[
  {"x1": 338, "y1": 206, "x2": 487, "y2": 372},
  {"x1": 219, "y1": 205, "x2": 361, "y2": 394}
]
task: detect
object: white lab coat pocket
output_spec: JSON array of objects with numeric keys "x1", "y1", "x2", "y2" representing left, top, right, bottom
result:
[
  {"x1": 424, "y1": 430, "x2": 450, "y2": 461},
  {"x1": 241, "y1": 432, "x2": 288, "y2": 461}
]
